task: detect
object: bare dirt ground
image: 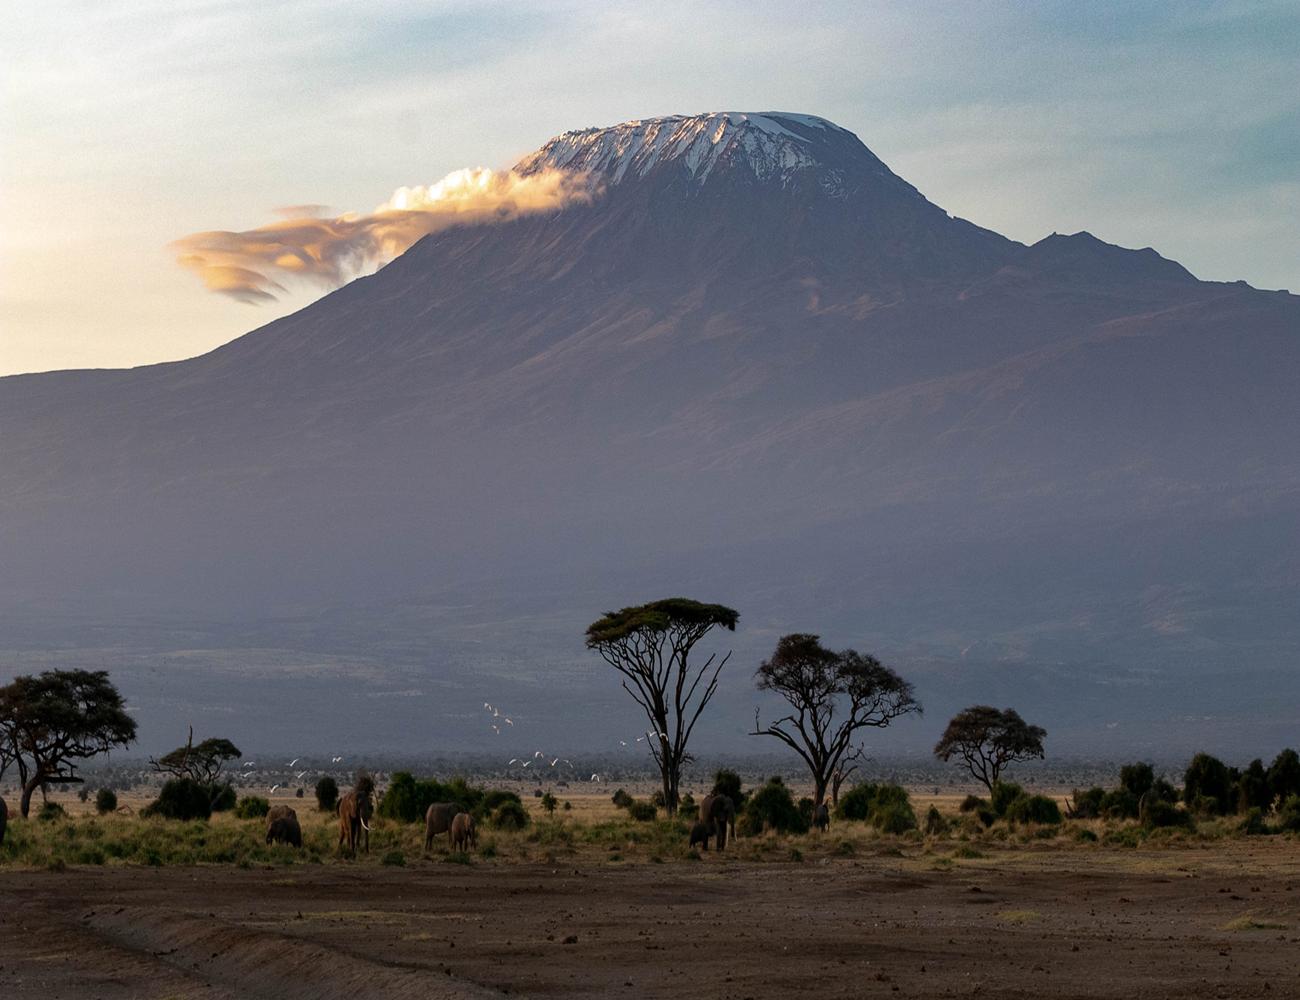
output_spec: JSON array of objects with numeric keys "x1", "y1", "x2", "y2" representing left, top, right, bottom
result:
[{"x1": 3, "y1": 839, "x2": 1299, "y2": 1000}]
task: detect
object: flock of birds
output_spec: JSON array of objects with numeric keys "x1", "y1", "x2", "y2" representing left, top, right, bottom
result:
[{"x1": 232, "y1": 699, "x2": 675, "y2": 793}]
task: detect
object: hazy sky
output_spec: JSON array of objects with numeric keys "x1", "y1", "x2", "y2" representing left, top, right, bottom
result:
[{"x1": 3, "y1": 1, "x2": 1297, "y2": 376}]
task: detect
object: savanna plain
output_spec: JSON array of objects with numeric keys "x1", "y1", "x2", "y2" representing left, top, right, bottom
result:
[{"x1": 3, "y1": 789, "x2": 1299, "y2": 1000}]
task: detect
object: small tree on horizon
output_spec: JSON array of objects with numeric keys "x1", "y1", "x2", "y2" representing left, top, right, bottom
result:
[
  {"x1": 151, "y1": 730, "x2": 241, "y2": 786},
  {"x1": 0, "y1": 669, "x2": 137, "y2": 817},
  {"x1": 751, "y1": 634, "x2": 920, "y2": 807},
  {"x1": 585, "y1": 597, "x2": 739, "y2": 816},
  {"x1": 933, "y1": 705, "x2": 1046, "y2": 793}
]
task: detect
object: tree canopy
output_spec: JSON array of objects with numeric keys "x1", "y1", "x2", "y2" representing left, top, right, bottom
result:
[
  {"x1": 585, "y1": 597, "x2": 739, "y2": 815},
  {"x1": 0, "y1": 669, "x2": 137, "y2": 816},
  {"x1": 752, "y1": 633, "x2": 920, "y2": 805},
  {"x1": 933, "y1": 705, "x2": 1045, "y2": 793},
  {"x1": 152, "y1": 734, "x2": 241, "y2": 785}
]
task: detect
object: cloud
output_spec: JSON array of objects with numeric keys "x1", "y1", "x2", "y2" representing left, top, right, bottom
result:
[{"x1": 172, "y1": 166, "x2": 600, "y2": 302}]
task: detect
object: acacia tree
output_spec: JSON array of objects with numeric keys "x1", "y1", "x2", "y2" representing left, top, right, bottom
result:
[
  {"x1": 751, "y1": 634, "x2": 920, "y2": 807},
  {"x1": 151, "y1": 730, "x2": 241, "y2": 785},
  {"x1": 585, "y1": 598, "x2": 739, "y2": 815},
  {"x1": 933, "y1": 705, "x2": 1046, "y2": 793},
  {"x1": 0, "y1": 669, "x2": 137, "y2": 817}
]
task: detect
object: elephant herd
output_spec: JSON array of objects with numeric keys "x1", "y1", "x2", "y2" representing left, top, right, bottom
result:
[{"x1": 424, "y1": 802, "x2": 477, "y2": 852}]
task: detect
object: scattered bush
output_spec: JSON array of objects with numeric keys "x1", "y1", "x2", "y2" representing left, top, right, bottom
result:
[
  {"x1": 611, "y1": 789, "x2": 634, "y2": 809},
  {"x1": 381, "y1": 850, "x2": 406, "y2": 866},
  {"x1": 210, "y1": 783, "x2": 236, "y2": 813},
  {"x1": 234, "y1": 796, "x2": 270, "y2": 819},
  {"x1": 797, "y1": 797, "x2": 815, "y2": 826},
  {"x1": 1067, "y1": 787, "x2": 1106, "y2": 819},
  {"x1": 1269, "y1": 749, "x2": 1300, "y2": 807},
  {"x1": 563, "y1": 800, "x2": 572, "y2": 812},
  {"x1": 712, "y1": 769, "x2": 745, "y2": 806},
  {"x1": 541, "y1": 792, "x2": 558, "y2": 815},
  {"x1": 1004, "y1": 794, "x2": 1062, "y2": 826},
  {"x1": 831, "y1": 781, "x2": 913, "y2": 832},
  {"x1": 1119, "y1": 762, "x2": 1155, "y2": 799},
  {"x1": 924, "y1": 805, "x2": 949, "y2": 836},
  {"x1": 1240, "y1": 807, "x2": 1268, "y2": 836},
  {"x1": 1100, "y1": 789, "x2": 1139, "y2": 820},
  {"x1": 1237, "y1": 759, "x2": 1272, "y2": 813},
  {"x1": 315, "y1": 775, "x2": 339, "y2": 812},
  {"x1": 482, "y1": 789, "x2": 522, "y2": 812},
  {"x1": 1276, "y1": 795, "x2": 1300, "y2": 832},
  {"x1": 378, "y1": 772, "x2": 485, "y2": 823},
  {"x1": 836, "y1": 783, "x2": 877, "y2": 821},
  {"x1": 990, "y1": 782, "x2": 1024, "y2": 817},
  {"x1": 959, "y1": 794, "x2": 988, "y2": 813},
  {"x1": 143, "y1": 778, "x2": 212, "y2": 821},
  {"x1": 739, "y1": 777, "x2": 807, "y2": 836},
  {"x1": 1075, "y1": 828, "x2": 1099, "y2": 843},
  {"x1": 649, "y1": 790, "x2": 665, "y2": 809},
  {"x1": 492, "y1": 800, "x2": 530, "y2": 830},
  {"x1": 626, "y1": 800, "x2": 657, "y2": 822},
  {"x1": 874, "y1": 799, "x2": 917, "y2": 835},
  {"x1": 1140, "y1": 797, "x2": 1194, "y2": 830},
  {"x1": 37, "y1": 801, "x2": 67, "y2": 822},
  {"x1": 95, "y1": 788, "x2": 118, "y2": 815}
]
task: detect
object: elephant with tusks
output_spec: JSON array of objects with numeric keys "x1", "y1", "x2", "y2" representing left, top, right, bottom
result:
[
  {"x1": 266, "y1": 804, "x2": 302, "y2": 848},
  {"x1": 424, "y1": 802, "x2": 458, "y2": 850},
  {"x1": 337, "y1": 774, "x2": 375, "y2": 855},
  {"x1": 697, "y1": 794, "x2": 736, "y2": 850}
]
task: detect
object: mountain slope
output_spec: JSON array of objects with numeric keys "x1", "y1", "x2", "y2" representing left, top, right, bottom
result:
[{"x1": 1, "y1": 111, "x2": 1297, "y2": 753}]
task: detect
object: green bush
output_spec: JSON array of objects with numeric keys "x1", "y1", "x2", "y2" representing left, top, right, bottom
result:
[
  {"x1": 1075, "y1": 828, "x2": 1099, "y2": 843},
  {"x1": 210, "y1": 783, "x2": 236, "y2": 813},
  {"x1": 739, "y1": 778, "x2": 807, "y2": 836},
  {"x1": 874, "y1": 799, "x2": 917, "y2": 835},
  {"x1": 378, "y1": 772, "x2": 485, "y2": 823},
  {"x1": 1100, "y1": 789, "x2": 1139, "y2": 820},
  {"x1": 37, "y1": 801, "x2": 67, "y2": 822},
  {"x1": 1119, "y1": 762, "x2": 1155, "y2": 799},
  {"x1": 541, "y1": 792, "x2": 558, "y2": 815},
  {"x1": 1236, "y1": 759, "x2": 1272, "y2": 813},
  {"x1": 1268, "y1": 749, "x2": 1300, "y2": 807},
  {"x1": 315, "y1": 776, "x2": 339, "y2": 812},
  {"x1": 143, "y1": 778, "x2": 212, "y2": 821},
  {"x1": 1183, "y1": 753, "x2": 1235, "y2": 815},
  {"x1": 234, "y1": 796, "x2": 270, "y2": 819},
  {"x1": 1240, "y1": 807, "x2": 1268, "y2": 836},
  {"x1": 711, "y1": 769, "x2": 745, "y2": 806},
  {"x1": 1004, "y1": 794, "x2": 1061, "y2": 826},
  {"x1": 959, "y1": 794, "x2": 988, "y2": 813},
  {"x1": 626, "y1": 800, "x2": 657, "y2": 822},
  {"x1": 492, "y1": 800, "x2": 530, "y2": 830},
  {"x1": 1141, "y1": 797, "x2": 1194, "y2": 830},
  {"x1": 835, "y1": 782, "x2": 913, "y2": 832},
  {"x1": 482, "y1": 789, "x2": 522, "y2": 812},
  {"x1": 990, "y1": 782, "x2": 1024, "y2": 817},
  {"x1": 649, "y1": 790, "x2": 665, "y2": 809},
  {"x1": 95, "y1": 788, "x2": 118, "y2": 815},
  {"x1": 381, "y1": 850, "x2": 406, "y2": 866},
  {"x1": 1068, "y1": 787, "x2": 1105, "y2": 819},
  {"x1": 923, "y1": 805, "x2": 948, "y2": 836},
  {"x1": 1276, "y1": 795, "x2": 1300, "y2": 832},
  {"x1": 835, "y1": 783, "x2": 877, "y2": 821},
  {"x1": 611, "y1": 789, "x2": 634, "y2": 809}
]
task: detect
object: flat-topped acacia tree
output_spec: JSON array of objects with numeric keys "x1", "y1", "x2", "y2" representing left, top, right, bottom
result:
[
  {"x1": 751, "y1": 633, "x2": 920, "y2": 807},
  {"x1": 933, "y1": 705, "x2": 1046, "y2": 793},
  {"x1": 585, "y1": 598, "x2": 739, "y2": 816},
  {"x1": 0, "y1": 669, "x2": 137, "y2": 817}
]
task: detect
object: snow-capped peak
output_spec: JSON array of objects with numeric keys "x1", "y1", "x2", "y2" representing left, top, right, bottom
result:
[{"x1": 516, "y1": 112, "x2": 877, "y2": 193}]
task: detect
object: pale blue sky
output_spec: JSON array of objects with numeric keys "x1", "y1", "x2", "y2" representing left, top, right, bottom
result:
[{"x1": 2, "y1": 1, "x2": 1297, "y2": 375}]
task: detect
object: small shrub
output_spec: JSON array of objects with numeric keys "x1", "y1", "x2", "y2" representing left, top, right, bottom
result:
[
  {"x1": 712, "y1": 769, "x2": 745, "y2": 805},
  {"x1": 234, "y1": 796, "x2": 270, "y2": 819},
  {"x1": 836, "y1": 783, "x2": 877, "y2": 821},
  {"x1": 798, "y1": 797, "x2": 815, "y2": 826},
  {"x1": 95, "y1": 788, "x2": 118, "y2": 815},
  {"x1": 959, "y1": 794, "x2": 988, "y2": 813},
  {"x1": 315, "y1": 776, "x2": 339, "y2": 812},
  {"x1": 563, "y1": 801, "x2": 572, "y2": 812},
  {"x1": 295, "y1": 787, "x2": 304, "y2": 798},
  {"x1": 381, "y1": 850, "x2": 406, "y2": 866},
  {"x1": 1067, "y1": 787, "x2": 1105, "y2": 819},
  {"x1": 1240, "y1": 807, "x2": 1268, "y2": 836},
  {"x1": 532, "y1": 788, "x2": 542, "y2": 798},
  {"x1": 1276, "y1": 795, "x2": 1300, "y2": 833},
  {"x1": 78, "y1": 786, "x2": 91, "y2": 803},
  {"x1": 143, "y1": 778, "x2": 212, "y2": 821},
  {"x1": 1100, "y1": 789, "x2": 1139, "y2": 820},
  {"x1": 1119, "y1": 762, "x2": 1155, "y2": 799},
  {"x1": 1141, "y1": 796, "x2": 1194, "y2": 830},
  {"x1": 492, "y1": 800, "x2": 530, "y2": 830},
  {"x1": 611, "y1": 789, "x2": 634, "y2": 809},
  {"x1": 924, "y1": 805, "x2": 949, "y2": 836},
  {"x1": 37, "y1": 802, "x2": 67, "y2": 823},
  {"x1": 1237, "y1": 759, "x2": 1272, "y2": 813},
  {"x1": 482, "y1": 789, "x2": 522, "y2": 812},
  {"x1": 874, "y1": 800, "x2": 917, "y2": 835},
  {"x1": 976, "y1": 808, "x2": 997, "y2": 828},
  {"x1": 1075, "y1": 828, "x2": 1099, "y2": 843},
  {"x1": 1004, "y1": 794, "x2": 1061, "y2": 826},
  {"x1": 649, "y1": 790, "x2": 665, "y2": 809},
  {"x1": 1183, "y1": 753, "x2": 1235, "y2": 815},
  {"x1": 627, "y1": 800, "x2": 657, "y2": 822}
]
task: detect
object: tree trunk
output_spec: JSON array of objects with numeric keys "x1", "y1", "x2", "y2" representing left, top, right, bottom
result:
[
  {"x1": 814, "y1": 776, "x2": 829, "y2": 809},
  {"x1": 21, "y1": 773, "x2": 42, "y2": 818},
  {"x1": 661, "y1": 767, "x2": 676, "y2": 817}
]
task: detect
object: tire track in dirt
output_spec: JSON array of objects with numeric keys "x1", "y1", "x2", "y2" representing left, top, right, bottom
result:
[{"x1": 82, "y1": 905, "x2": 506, "y2": 1000}]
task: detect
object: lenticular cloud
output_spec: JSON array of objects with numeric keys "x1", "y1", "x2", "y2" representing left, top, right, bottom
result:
[{"x1": 172, "y1": 167, "x2": 599, "y2": 303}]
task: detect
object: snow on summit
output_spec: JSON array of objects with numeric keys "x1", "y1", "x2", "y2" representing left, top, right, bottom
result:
[{"x1": 516, "y1": 111, "x2": 880, "y2": 192}]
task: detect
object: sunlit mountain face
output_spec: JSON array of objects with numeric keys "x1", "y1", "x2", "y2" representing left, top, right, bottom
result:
[{"x1": 2, "y1": 112, "x2": 1298, "y2": 756}]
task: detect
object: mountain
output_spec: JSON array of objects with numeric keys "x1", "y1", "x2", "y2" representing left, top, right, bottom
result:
[{"x1": 2, "y1": 111, "x2": 1298, "y2": 757}]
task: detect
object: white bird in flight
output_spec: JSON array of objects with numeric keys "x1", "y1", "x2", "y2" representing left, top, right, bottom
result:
[
  {"x1": 296, "y1": 770, "x2": 308, "y2": 780},
  {"x1": 508, "y1": 758, "x2": 520, "y2": 765},
  {"x1": 242, "y1": 761, "x2": 256, "y2": 767},
  {"x1": 504, "y1": 718, "x2": 514, "y2": 726},
  {"x1": 590, "y1": 773, "x2": 600, "y2": 782},
  {"x1": 331, "y1": 756, "x2": 344, "y2": 763},
  {"x1": 269, "y1": 784, "x2": 280, "y2": 793},
  {"x1": 287, "y1": 758, "x2": 300, "y2": 767}
]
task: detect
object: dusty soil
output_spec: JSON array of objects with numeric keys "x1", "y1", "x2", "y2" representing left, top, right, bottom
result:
[{"x1": 3, "y1": 841, "x2": 1298, "y2": 999}]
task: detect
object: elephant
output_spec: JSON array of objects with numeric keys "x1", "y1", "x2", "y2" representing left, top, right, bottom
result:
[
  {"x1": 0, "y1": 795, "x2": 7, "y2": 849},
  {"x1": 266, "y1": 806, "x2": 302, "y2": 848},
  {"x1": 450, "y1": 812, "x2": 477, "y2": 853},
  {"x1": 698, "y1": 794, "x2": 736, "y2": 850},
  {"x1": 424, "y1": 802, "x2": 458, "y2": 850},
  {"x1": 813, "y1": 803, "x2": 830, "y2": 832},
  {"x1": 337, "y1": 780, "x2": 374, "y2": 855},
  {"x1": 688, "y1": 820, "x2": 710, "y2": 850}
]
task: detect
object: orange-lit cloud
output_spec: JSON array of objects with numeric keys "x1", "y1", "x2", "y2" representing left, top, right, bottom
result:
[{"x1": 173, "y1": 167, "x2": 599, "y2": 303}]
